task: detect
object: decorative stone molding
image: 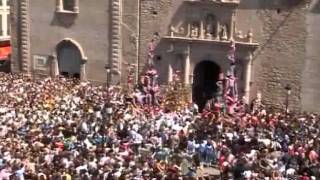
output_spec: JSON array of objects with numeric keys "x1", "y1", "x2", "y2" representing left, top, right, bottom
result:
[
  {"x1": 57, "y1": 38, "x2": 88, "y2": 60},
  {"x1": 54, "y1": 38, "x2": 88, "y2": 81},
  {"x1": 10, "y1": 0, "x2": 20, "y2": 72},
  {"x1": 19, "y1": 0, "x2": 31, "y2": 74},
  {"x1": 110, "y1": 0, "x2": 122, "y2": 75},
  {"x1": 185, "y1": 0, "x2": 240, "y2": 6},
  {"x1": 163, "y1": 36, "x2": 259, "y2": 48}
]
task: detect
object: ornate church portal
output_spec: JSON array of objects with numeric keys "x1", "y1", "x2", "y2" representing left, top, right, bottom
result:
[
  {"x1": 163, "y1": 0, "x2": 258, "y2": 108},
  {"x1": 192, "y1": 61, "x2": 221, "y2": 111}
]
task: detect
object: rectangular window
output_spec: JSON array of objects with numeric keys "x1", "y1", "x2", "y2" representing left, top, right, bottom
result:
[
  {"x1": 63, "y1": 0, "x2": 75, "y2": 11},
  {"x1": 6, "y1": 0, "x2": 9, "y2": 6},
  {"x1": 0, "y1": 0, "x2": 2, "y2": 6}
]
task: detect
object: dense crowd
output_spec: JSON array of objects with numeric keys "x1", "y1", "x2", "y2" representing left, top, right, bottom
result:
[{"x1": 0, "y1": 73, "x2": 319, "y2": 180}]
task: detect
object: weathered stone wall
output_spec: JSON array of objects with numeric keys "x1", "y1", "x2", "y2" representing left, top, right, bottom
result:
[
  {"x1": 248, "y1": 1, "x2": 308, "y2": 111},
  {"x1": 28, "y1": 0, "x2": 110, "y2": 83},
  {"x1": 138, "y1": 0, "x2": 172, "y2": 77},
  {"x1": 301, "y1": 0, "x2": 320, "y2": 112},
  {"x1": 120, "y1": 0, "x2": 139, "y2": 85},
  {"x1": 11, "y1": 0, "x2": 320, "y2": 111},
  {"x1": 136, "y1": 0, "x2": 309, "y2": 111}
]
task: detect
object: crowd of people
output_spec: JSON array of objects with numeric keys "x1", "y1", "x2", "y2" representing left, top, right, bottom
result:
[{"x1": 0, "y1": 72, "x2": 319, "y2": 180}]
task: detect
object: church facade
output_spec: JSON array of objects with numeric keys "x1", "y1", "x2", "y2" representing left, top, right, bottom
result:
[{"x1": 10, "y1": 0, "x2": 320, "y2": 112}]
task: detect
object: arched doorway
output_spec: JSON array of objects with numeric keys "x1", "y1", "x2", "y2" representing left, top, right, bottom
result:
[
  {"x1": 192, "y1": 61, "x2": 221, "y2": 111},
  {"x1": 57, "y1": 41, "x2": 82, "y2": 78}
]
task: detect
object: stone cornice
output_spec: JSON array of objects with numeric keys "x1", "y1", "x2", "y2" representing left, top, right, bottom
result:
[
  {"x1": 185, "y1": 0, "x2": 240, "y2": 7},
  {"x1": 163, "y1": 36, "x2": 259, "y2": 51}
]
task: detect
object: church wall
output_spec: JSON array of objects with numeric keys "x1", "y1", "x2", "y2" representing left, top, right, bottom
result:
[
  {"x1": 301, "y1": 0, "x2": 320, "y2": 112},
  {"x1": 137, "y1": 0, "x2": 309, "y2": 111},
  {"x1": 120, "y1": 0, "x2": 139, "y2": 84},
  {"x1": 138, "y1": 0, "x2": 173, "y2": 76},
  {"x1": 236, "y1": 0, "x2": 308, "y2": 111},
  {"x1": 28, "y1": 0, "x2": 110, "y2": 83},
  {"x1": 11, "y1": 0, "x2": 320, "y2": 111}
]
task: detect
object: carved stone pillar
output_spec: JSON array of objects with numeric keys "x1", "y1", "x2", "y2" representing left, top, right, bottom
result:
[
  {"x1": 187, "y1": 23, "x2": 191, "y2": 38},
  {"x1": 110, "y1": 0, "x2": 122, "y2": 82},
  {"x1": 215, "y1": 21, "x2": 220, "y2": 40},
  {"x1": 80, "y1": 60, "x2": 87, "y2": 82},
  {"x1": 229, "y1": 10, "x2": 236, "y2": 40},
  {"x1": 200, "y1": 20, "x2": 204, "y2": 39},
  {"x1": 20, "y1": 0, "x2": 31, "y2": 75},
  {"x1": 184, "y1": 44, "x2": 191, "y2": 85},
  {"x1": 244, "y1": 53, "x2": 253, "y2": 104}
]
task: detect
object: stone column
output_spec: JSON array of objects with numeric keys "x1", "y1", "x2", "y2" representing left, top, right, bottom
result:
[
  {"x1": 244, "y1": 53, "x2": 253, "y2": 104},
  {"x1": 200, "y1": 20, "x2": 204, "y2": 39},
  {"x1": 229, "y1": 10, "x2": 236, "y2": 40},
  {"x1": 215, "y1": 21, "x2": 220, "y2": 40},
  {"x1": 184, "y1": 44, "x2": 191, "y2": 85},
  {"x1": 80, "y1": 60, "x2": 87, "y2": 82}
]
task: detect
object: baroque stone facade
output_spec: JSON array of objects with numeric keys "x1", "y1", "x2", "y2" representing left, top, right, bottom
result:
[{"x1": 10, "y1": 0, "x2": 320, "y2": 112}]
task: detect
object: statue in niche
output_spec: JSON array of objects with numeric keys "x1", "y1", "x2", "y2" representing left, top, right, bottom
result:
[
  {"x1": 205, "y1": 15, "x2": 216, "y2": 39},
  {"x1": 236, "y1": 30, "x2": 244, "y2": 39},
  {"x1": 190, "y1": 23, "x2": 199, "y2": 38},
  {"x1": 247, "y1": 28, "x2": 253, "y2": 43},
  {"x1": 170, "y1": 24, "x2": 185, "y2": 37},
  {"x1": 220, "y1": 24, "x2": 228, "y2": 41}
]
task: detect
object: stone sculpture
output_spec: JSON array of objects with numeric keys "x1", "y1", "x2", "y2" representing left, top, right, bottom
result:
[
  {"x1": 191, "y1": 23, "x2": 199, "y2": 38},
  {"x1": 170, "y1": 25, "x2": 185, "y2": 37},
  {"x1": 247, "y1": 29, "x2": 253, "y2": 43},
  {"x1": 220, "y1": 24, "x2": 228, "y2": 40},
  {"x1": 205, "y1": 15, "x2": 215, "y2": 39}
]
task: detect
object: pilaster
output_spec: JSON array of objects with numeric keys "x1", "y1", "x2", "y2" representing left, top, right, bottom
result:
[
  {"x1": 10, "y1": 0, "x2": 20, "y2": 72},
  {"x1": 244, "y1": 52, "x2": 253, "y2": 104},
  {"x1": 19, "y1": 0, "x2": 31, "y2": 74},
  {"x1": 80, "y1": 62, "x2": 87, "y2": 82},
  {"x1": 229, "y1": 9, "x2": 236, "y2": 40},
  {"x1": 184, "y1": 44, "x2": 191, "y2": 85},
  {"x1": 110, "y1": 0, "x2": 122, "y2": 81}
]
